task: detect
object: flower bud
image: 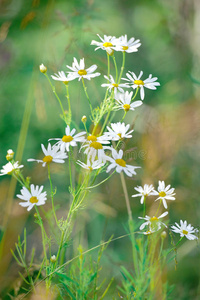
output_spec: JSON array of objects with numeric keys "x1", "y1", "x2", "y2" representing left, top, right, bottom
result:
[
  {"x1": 81, "y1": 115, "x2": 87, "y2": 123},
  {"x1": 39, "y1": 63, "x2": 47, "y2": 73},
  {"x1": 6, "y1": 149, "x2": 14, "y2": 161},
  {"x1": 161, "y1": 231, "x2": 167, "y2": 239},
  {"x1": 50, "y1": 255, "x2": 57, "y2": 263}
]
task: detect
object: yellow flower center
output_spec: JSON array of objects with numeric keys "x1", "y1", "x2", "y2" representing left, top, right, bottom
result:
[
  {"x1": 63, "y1": 81, "x2": 68, "y2": 85},
  {"x1": 182, "y1": 230, "x2": 188, "y2": 235},
  {"x1": 123, "y1": 104, "x2": 131, "y2": 112},
  {"x1": 43, "y1": 155, "x2": 53, "y2": 163},
  {"x1": 117, "y1": 133, "x2": 122, "y2": 139},
  {"x1": 122, "y1": 46, "x2": 129, "y2": 50},
  {"x1": 88, "y1": 166, "x2": 93, "y2": 171},
  {"x1": 115, "y1": 158, "x2": 126, "y2": 167},
  {"x1": 29, "y1": 196, "x2": 39, "y2": 204},
  {"x1": 78, "y1": 69, "x2": 87, "y2": 76},
  {"x1": 87, "y1": 135, "x2": 97, "y2": 142},
  {"x1": 150, "y1": 216, "x2": 158, "y2": 222},
  {"x1": 103, "y1": 42, "x2": 113, "y2": 47},
  {"x1": 134, "y1": 80, "x2": 144, "y2": 85},
  {"x1": 112, "y1": 83, "x2": 119, "y2": 88},
  {"x1": 159, "y1": 191, "x2": 166, "y2": 197},
  {"x1": 89, "y1": 141, "x2": 103, "y2": 150},
  {"x1": 62, "y1": 135, "x2": 73, "y2": 143},
  {"x1": 146, "y1": 230, "x2": 152, "y2": 235}
]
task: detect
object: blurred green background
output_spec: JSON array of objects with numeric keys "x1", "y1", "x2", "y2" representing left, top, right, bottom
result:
[{"x1": 0, "y1": 0, "x2": 200, "y2": 299}]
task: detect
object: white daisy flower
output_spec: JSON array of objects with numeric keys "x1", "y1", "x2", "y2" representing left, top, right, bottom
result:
[
  {"x1": 28, "y1": 143, "x2": 68, "y2": 167},
  {"x1": 122, "y1": 71, "x2": 160, "y2": 100},
  {"x1": 171, "y1": 220, "x2": 198, "y2": 240},
  {"x1": 115, "y1": 91, "x2": 143, "y2": 112},
  {"x1": 91, "y1": 34, "x2": 119, "y2": 55},
  {"x1": 115, "y1": 35, "x2": 141, "y2": 53},
  {"x1": 104, "y1": 122, "x2": 134, "y2": 141},
  {"x1": 77, "y1": 158, "x2": 105, "y2": 171},
  {"x1": 0, "y1": 161, "x2": 24, "y2": 176},
  {"x1": 152, "y1": 181, "x2": 176, "y2": 209},
  {"x1": 49, "y1": 126, "x2": 86, "y2": 152},
  {"x1": 51, "y1": 71, "x2": 73, "y2": 83},
  {"x1": 106, "y1": 148, "x2": 140, "y2": 177},
  {"x1": 17, "y1": 184, "x2": 47, "y2": 211},
  {"x1": 66, "y1": 57, "x2": 100, "y2": 81},
  {"x1": 81, "y1": 134, "x2": 111, "y2": 163},
  {"x1": 132, "y1": 184, "x2": 155, "y2": 204},
  {"x1": 139, "y1": 211, "x2": 168, "y2": 232},
  {"x1": 101, "y1": 75, "x2": 128, "y2": 93}
]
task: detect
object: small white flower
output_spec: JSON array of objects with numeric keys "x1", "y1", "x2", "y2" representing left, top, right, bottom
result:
[
  {"x1": 91, "y1": 34, "x2": 119, "y2": 55},
  {"x1": 81, "y1": 134, "x2": 111, "y2": 163},
  {"x1": 106, "y1": 148, "x2": 140, "y2": 177},
  {"x1": 51, "y1": 71, "x2": 73, "y2": 83},
  {"x1": 0, "y1": 161, "x2": 24, "y2": 176},
  {"x1": 17, "y1": 184, "x2": 47, "y2": 211},
  {"x1": 139, "y1": 211, "x2": 168, "y2": 232},
  {"x1": 152, "y1": 181, "x2": 176, "y2": 209},
  {"x1": 39, "y1": 63, "x2": 47, "y2": 73},
  {"x1": 101, "y1": 75, "x2": 128, "y2": 93},
  {"x1": 104, "y1": 122, "x2": 134, "y2": 141},
  {"x1": 115, "y1": 35, "x2": 141, "y2": 53},
  {"x1": 77, "y1": 158, "x2": 105, "y2": 171},
  {"x1": 171, "y1": 220, "x2": 198, "y2": 240},
  {"x1": 123, "y1": 71, "x2": 160, "y2": 100},
  {"x1": 115, "y1": 91, "x2": 143, "y2": 112},
  {"x1": 132, "y1": 184, "x2": 155, "y2": 204},
  {"x1": 66, "y1": 57, "x2": 100, "y2": 81},
  {"x1": 28, "y1": 143, "x2": 68, "y2": 167},
  {"x1": 6, "y1": 149, "x2": 14, "y2": 161},
  {"x1": 49, "y1": 126, "x2": 86, "y2": 152}
]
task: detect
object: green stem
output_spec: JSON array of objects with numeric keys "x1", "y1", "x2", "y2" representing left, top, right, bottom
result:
[
  {"x1": 65, "y1": 84, "x2": 72, "y2": 125},
  {"x1": 81, "y1": 78, "x2": 93, "y2": 114},
  {"x1": 47, "y1": 164, "x2": 58, "y2": 226},
  {"x1": 132, "y1": 87, "x2": 139, "y2": 101},
  {"x1": 34, "y1": 206, "x2": 48, "y2": 275},
  {"x1": 44, "y1": 73, "x2": 67, "y2": 124},
  {"x1": 118, "y1": 51, "x2": 126, "y2": 84},
  {"x1": 112, "y1": 55, "x2": 118, "y2": 82},
  {"x1": 120, "y1": 172, "x2": 132, "y2": 221},
  {"x1": 68, "y1": 149, "x2": 73, "y2": 194},
  {"x1": 121, "y1": 111, "x2": 127, "y2": 122},
  {"x1": 85, "y1": 171, "x2": 115, "y2": 190},
  {"x1": 155, "y1": 199, "x2": 162, "y2": 217},
  {"x1": 143, "y1": 196, "x2": 146, "y2": 218}
]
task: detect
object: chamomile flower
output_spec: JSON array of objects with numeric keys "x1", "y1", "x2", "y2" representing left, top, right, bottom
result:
[
  {"x1": 91, "y1": 34, "x2": 119, "y2": 55},
  {"x1": 132, "y1": 184, "x2": 155, "y2": 204},
  {"x1": 115, "y1": 35, "x2": 141, "y2": 53},
  {"x1": 101, "y1": 75, "x2": 128, "y2": 93},
  {"x1": 17, "y1": 184, "x2": 47, "y2": 211},
  {"x1": 115, "y1": 91, "x2": 143, "y2": 112},
  {"x1": 152, "y1": 181, "x2": 176, "y2": 209},
  {"x1": 51, "y1": 71, "x2": 73, "y2": 83},
  {"x1": 123, "y1": 71, "x2": 160, "y2": 100},
  {"x1": 139, "y1": 211, "x2": 168, "y2": 232},
  {"x1": 104, "y1": 122, "x2": 134, "y2": 141},
  {"x1": 49, "y1": 126, "x2": 86, "y2": 152},
  {"x1": 171, "y1": 220, "x2": 198, "y2": 240},
  {"x1": 81, "y1": 134, "x2": 111, "y2": 163},
  {"x1": 66, "y1": 57, "x2": 100, "y2": 81},
  {"x1": 106, "y1": 148, "x2": 140, "y2": 177},
  {"x1": 28, "y1": 143, "x2": 68, "y2": 167},
  {"x1": 77, "y1": 158, "x2": 105, "y2": 171},
  {"x1": 0, "y1": 161, "x2": 24, "y2": 176}
]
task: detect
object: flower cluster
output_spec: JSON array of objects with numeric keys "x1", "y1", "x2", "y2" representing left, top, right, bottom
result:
[{"x1": 132, "y1": 181, "x2": 198, "y2": 240}]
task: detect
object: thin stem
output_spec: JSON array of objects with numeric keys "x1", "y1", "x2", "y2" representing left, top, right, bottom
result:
[
  {"x1": 47, "y1": 164, "x2": 58, "y2": 226},
  {"x1": 44, "y1": 73, "x2": 67, "y2": 124},
  {"x1": 132, "y1": 87, "x2": 139, "y2": 101},
  {"x1": 85, "y1": 171, "x2": 115, "y2": 190},
  {"x1": 143, "y1": 196, "x2": 146, "y2": 218},
  {"x1": 65, "y1": 84, "x2": 72, "y2": 125},
  {"x1": 34, "y1": 206, "x2": 48, "y2": 275},
  {"x1": 112, "y1": 55, "x2": 118, "y2": 82},
  {"x1": 81, "y1": 78, "x2": 93, "y2": 114},
  {"x1": 120, "y1": 172, "x2": 132, "y2": 221},
  {"x1": 118, "y1": 51, "x2": 126, "y2": 84},
  {"x1": 68, "y1": 149, "x2": 73, "y2": 194},
  {"x1": 121, "y1": 111, "x2": 127, "y2": 122},
  {"x1": 155, "y1": 199, "x2": 162, "y2": 217}
]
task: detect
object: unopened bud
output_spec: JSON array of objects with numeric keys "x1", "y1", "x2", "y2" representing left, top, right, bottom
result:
[
  {"x1": 161, "y1": 231, "x2": 167, "y2": 239},
  {"x1": 50, "y1": 255, "x2": 57, "y2": 263},
  {"x1": 39, "y1": 63, "x2": 47, "y2": 73},
  {"x1": 6, "y1": 149, "x2": 14, "y2": 161},
  {"x1": 81, "y1": 115, "x2": 87, "y2": 123},
  {"x1": 34, "y1": 213, "x2": 38, "y2": 218}
]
